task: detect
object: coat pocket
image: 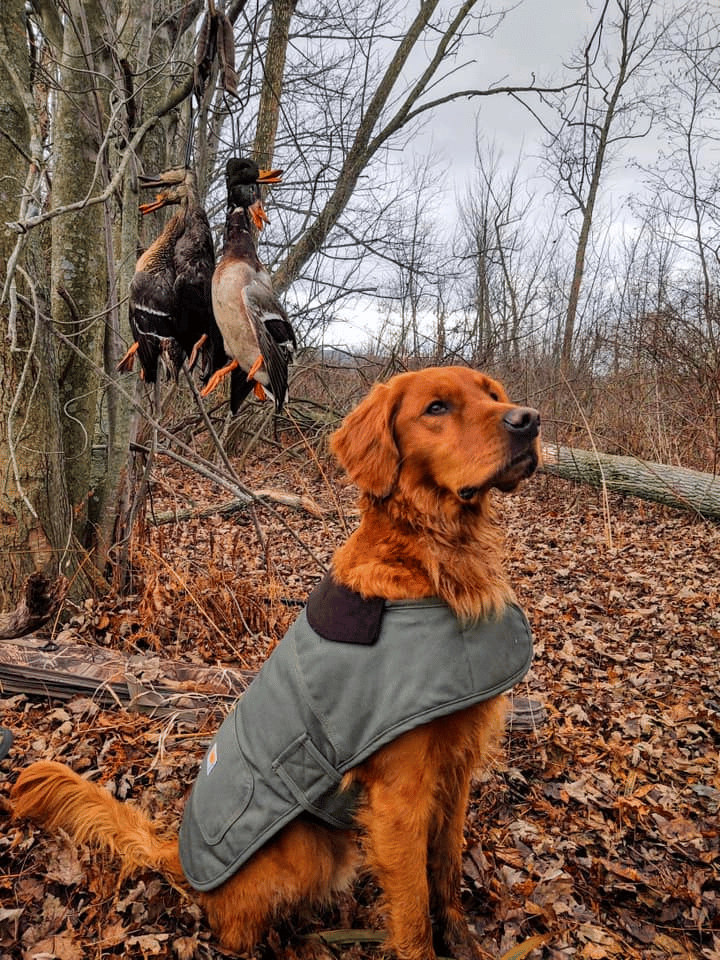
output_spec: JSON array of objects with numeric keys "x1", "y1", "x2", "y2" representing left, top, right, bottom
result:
[{"x1": 195, "y1": 713, "x2": 255, "y2": 846}]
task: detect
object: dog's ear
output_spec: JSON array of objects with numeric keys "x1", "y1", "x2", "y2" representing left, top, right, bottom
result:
[{"x1": 330, "y1": 381, "x2": 400, "y2": 497}]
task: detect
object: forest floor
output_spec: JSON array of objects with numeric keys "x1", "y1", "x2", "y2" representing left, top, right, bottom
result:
[{"x1": 1, "y1": 433, "x2": 719, "y2": 960}]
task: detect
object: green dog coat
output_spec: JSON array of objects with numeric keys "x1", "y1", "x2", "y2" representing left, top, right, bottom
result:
[{"x1": 178, "y1": 577, "x2": 533, "y2": 892}]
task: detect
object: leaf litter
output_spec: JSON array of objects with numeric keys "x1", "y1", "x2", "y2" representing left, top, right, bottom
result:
[{"x1": 1, "y1": 449, "x2": 719, "y2": 960}]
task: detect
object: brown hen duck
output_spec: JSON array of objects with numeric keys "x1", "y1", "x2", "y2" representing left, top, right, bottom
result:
[{"x1": 118, "y1": 167, "x2": 224, "y2": 383}]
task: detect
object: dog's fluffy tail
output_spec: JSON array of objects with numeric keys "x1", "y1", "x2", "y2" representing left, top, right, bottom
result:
[{"x1": 12, "y1": 760, "x2": 186, "y2": 885}]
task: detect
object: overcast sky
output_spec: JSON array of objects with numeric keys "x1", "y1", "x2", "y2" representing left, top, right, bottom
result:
[
  {"x1": 326, "y1": 1, "x2": 640, "y2": 346},
  {"x1": 423, "y1": 0, "x2": 597, "y2": 193}
]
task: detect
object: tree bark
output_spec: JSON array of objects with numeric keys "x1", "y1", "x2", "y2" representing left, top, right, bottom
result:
[
  {"x1": 93, "y1": 0, "x2": 176, "y2": 572},
  {"x1": 0, "y1": 573, "x2": 68, "y2": 639},
  {"x1": 252, "y1": 0, "x2": 294, "y2": 170},
  {"x1": 50, "y1": 0, "x2": 112, "y2": 531},
  {"x1": 0, "y1": 0, "x2": 77, "y2": 607},
  {"x1": 541, "y1": 444, "x2": 720, "y2": 519}
]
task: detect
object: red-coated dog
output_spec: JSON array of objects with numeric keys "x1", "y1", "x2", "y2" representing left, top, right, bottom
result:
[{"x1": 13, "y1": 366, "x2": 539, "y2": 960}]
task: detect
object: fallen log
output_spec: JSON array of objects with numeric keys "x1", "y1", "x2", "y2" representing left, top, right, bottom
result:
[
  {"x1": 0, "y1": 634, "x2": 252, "y2": 720},
  {"x1": 541, "y1": 444, "x2": 720, "y2": 519},
  {"x1": 151, "y1": 488, "x2": 324, "y2": 526},
  {"x1": 0, "y1": 573, "x2": 68, "y2": 640}
]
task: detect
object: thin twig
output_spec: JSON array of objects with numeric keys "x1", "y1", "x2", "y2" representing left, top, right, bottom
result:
[
  {"x1": 560, "y1": 371, "x2": 614, "y2": 549},
  {"x1": 182, "y1": 364, "x2": 237, "y2": 478},
  {"x1": 6, "y1": 268, "x2": 41, "y2": 519}
]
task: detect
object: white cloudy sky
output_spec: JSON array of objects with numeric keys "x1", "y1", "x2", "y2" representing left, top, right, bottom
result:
[
  {"x1": 323, "y1": 0, "x2": 668, "y2": 347},
  {"x1": 323, "y1": 1, "x2": 600, "y2": 346},
  {"x1": 423, "y1": 0, "x2": 597, "y2": 191}
]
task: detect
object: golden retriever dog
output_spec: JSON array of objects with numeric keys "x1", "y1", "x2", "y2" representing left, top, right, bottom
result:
[{"x1": 12, "y1": 366, "x2": 540, "y2": 960}]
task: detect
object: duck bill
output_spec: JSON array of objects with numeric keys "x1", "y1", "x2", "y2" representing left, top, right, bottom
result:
[
  {"x1": 257, "y1": 168, "x2": 283, "y2": 184},
  {"x1": 137, "y1": 171, "x2": 185, "y2": 213},
  {"x1": 138, "y1": 172, "x2": 184, "y2": 189},
  {"x1": 139, "y1": 193, "x2": 179, "y2": 215}
]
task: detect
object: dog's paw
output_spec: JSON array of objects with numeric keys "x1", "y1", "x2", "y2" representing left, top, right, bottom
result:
[
  {"x1": 279, "y1": 936, "x2": 335, "y2": 960},
  {"x1": 436, "y1": 917, "x2": 489, "y2": 960},
  {"x1": 446, "y1": 937, "x2": 488, "y2": 960}
]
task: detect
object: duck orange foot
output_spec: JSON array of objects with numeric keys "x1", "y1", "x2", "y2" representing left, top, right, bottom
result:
[{"x1": 200, "y1": 358, "x2": 239, "y2": 397}]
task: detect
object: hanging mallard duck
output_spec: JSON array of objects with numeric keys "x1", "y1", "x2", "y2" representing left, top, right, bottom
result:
[{"x1": 201, "y1": 158, "x2": 296, "y2": 413}]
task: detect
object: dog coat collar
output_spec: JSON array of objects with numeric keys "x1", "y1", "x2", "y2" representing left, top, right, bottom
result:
[
  {"x1": 305, "y1": 574, "x2": 387, "y2": 645},
  {"x1": 179, "y1": 589, "x2": 533, "y2": 892}
]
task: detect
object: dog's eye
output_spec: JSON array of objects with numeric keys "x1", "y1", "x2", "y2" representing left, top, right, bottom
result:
[
  {"x1": 488, "y1": 390, "x2": 500, "y2": 402},
  {"x1": 424, "y1": 400, "x2": 449, "y2": 416}
]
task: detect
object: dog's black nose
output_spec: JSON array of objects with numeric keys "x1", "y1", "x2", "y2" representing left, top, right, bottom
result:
[{"x1": 503, "y1": 407, "x2": 540, "y2": 439}]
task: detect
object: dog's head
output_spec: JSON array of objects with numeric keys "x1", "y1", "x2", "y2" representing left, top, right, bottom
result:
[{"x1": 331, "y1": 366, "x2": 540, "y2": 505}]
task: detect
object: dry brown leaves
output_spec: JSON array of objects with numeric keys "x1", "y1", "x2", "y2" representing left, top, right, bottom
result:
[{"x1": 1, "y1": 448, "x2": 719, "y2": 960}]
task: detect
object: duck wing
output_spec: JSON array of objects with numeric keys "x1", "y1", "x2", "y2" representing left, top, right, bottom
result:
[
  {"x1": 172, "y1": 211, "x2": 220, "y2": 379},
  {"x1": 242, "y1": 279, "x2": 296, "y2": 409},
  {"x1": 128, "y1": 269, "x2": 179, "y2": 382}
]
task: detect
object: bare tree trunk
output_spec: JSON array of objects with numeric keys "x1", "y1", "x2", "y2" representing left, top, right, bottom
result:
[
  {"x1": 0, "y1": 0, "x2": 78, "y2": 607},
  {"x1": 50, "y1": 0, "x2": 112, "y2": 537},
  {"x1": 93, "y1": 0, "x2": 176, "y2": 573},
  {"x1": 557, "y1": 0, "x2": 656, "y2": 369},
  {"x1": 253, "y1": 0, "x2": 294, "y2": 169},
  {"x1": 272, "y1": 0, "x2": 449, "y2": 293},
  {"x1": 562, "y1": 8, "x2": 629, "y2": 366}
]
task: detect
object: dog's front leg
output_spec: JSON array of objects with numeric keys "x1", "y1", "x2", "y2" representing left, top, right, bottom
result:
[
  {"x1": 427, "y1": 769, "x2": 483, "y2": 960},
  {"x1": 354, "y1": 731, "x2": 439, "y2": 960},
  {"x1": 364, "y1": 788, "x2": 435, "y2": 959},
  {"x1": 427, "y1": 701, "x2": 507, "y2": 960}
]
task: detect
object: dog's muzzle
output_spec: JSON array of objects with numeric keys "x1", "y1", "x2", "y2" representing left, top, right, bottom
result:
[{"x1": 459, "y1": 407, "x2": 540, "y2": 499}]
